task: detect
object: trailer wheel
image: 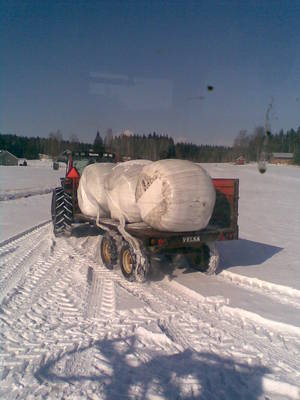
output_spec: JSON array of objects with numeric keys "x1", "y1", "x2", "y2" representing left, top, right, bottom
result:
[
  {"x1": 205, "y1": 242, "x2": 220, "y2": 275},
  {"x1": 120, "y1": 242, "x2": 150, "y2": 283},
  {"x1": 100, "y1": 232, "x2": 119, "y2": 270},
  {"x1": 51, "y1": 188, "x2": 73, "y2": 237},
  {"x1": 187, "y1": 242, "x2": 219, "y2": 275}
]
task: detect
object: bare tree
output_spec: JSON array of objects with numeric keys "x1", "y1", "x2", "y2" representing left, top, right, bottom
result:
[
  {"x1": 233, "y1": 130, "x2": 249, "y2": 148},
  {"x1": 69, "y1": 133, "x2": 79, "y2": 151},
  {"x1": 104, "y1": 128, "x2": 113, "y2": 151},
  {"x1": 48, "y1": 130, "x2": 63, "y2": 157}
]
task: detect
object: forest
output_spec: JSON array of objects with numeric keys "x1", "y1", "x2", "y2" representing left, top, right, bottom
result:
[{"x1": 1, "y1": 126, "x2": 299, "y2": 164}]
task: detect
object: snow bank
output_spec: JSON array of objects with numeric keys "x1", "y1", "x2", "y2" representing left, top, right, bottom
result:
[
  {"x1": 77, "y1": 163, "x2": 114, "y2": 218},
  {"x1": 136, "y1": 159, "x2": 216, "y2": 232},
  {"x1": 105, "y1": 160, "x2": 152, "y2": 223}
]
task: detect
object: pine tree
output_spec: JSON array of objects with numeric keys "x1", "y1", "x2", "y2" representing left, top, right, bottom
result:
[
  {"x1": 293, "y1": 142, "x2": 300, "y2": 165},
  {"x1": 93, "y1": 131, "x2": 104, "y2": 155}
]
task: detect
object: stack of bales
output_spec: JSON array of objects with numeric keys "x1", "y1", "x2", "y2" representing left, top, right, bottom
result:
[{"x1": 77, "y1": 159, "x2": 216, "y2": 232}]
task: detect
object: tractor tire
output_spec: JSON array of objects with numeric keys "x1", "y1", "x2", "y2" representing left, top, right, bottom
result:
[
  {"x1": 51, "y1": 188, "x2": 73, "y2": 237},
  {"x1": 119, "y1": 241, "x2": 150, "y2": 283},
  {"x1": 100, "y1": 232, "x2": 120, "y2": 270},
  {"x1": 186, "y1": 242, "x2": 219, "y2": 275}
]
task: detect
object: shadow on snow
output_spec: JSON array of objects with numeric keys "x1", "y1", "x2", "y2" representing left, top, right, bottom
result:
[
  {"x1": 217, "y1": 238, "x2": 283, "y2": 271},
  {"x1": 35, "y1": 335, "x2": 270, "y2": 399}
]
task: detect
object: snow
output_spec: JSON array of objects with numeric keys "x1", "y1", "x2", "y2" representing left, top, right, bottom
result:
[
  {"x1": 0, "y1": 194, "x2": 52, "y2": 242},
  {"x1": 0, "y1": 162, "x2": 64, "y2": 241},
  {"x1": 199, "y1": 163, "x2": 300, "y2": 291},
  {"x1": 0, "y1": 161, "x2": 300, "y2": 399},
  {"x1": 0, "y1": 164, "x2": 64, "y2": 200}
]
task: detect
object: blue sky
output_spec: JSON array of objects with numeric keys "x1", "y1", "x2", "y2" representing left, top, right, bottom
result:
[{"x1": 1, "y1": 0, "x2": 300, "y2": 145}]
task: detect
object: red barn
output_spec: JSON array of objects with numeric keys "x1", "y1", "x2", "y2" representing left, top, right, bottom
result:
[{"x1": 235, "y1": 156, "x2": 245, "y2": 165}]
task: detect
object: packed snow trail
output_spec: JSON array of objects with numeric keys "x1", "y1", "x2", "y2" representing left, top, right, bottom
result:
[{"x1": 1, "y1": 225, "x2": 299, "y2": 399}]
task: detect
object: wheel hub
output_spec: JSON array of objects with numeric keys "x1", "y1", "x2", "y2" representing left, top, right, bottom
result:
[
  {"x1": 122, "y1": 249, "x2": 133, "y2": 274},
  {"x1": 102, "y1": 240, "x2": 111, "y2": 264}
]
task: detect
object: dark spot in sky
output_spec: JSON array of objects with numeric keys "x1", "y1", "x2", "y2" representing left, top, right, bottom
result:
[{"x1": 207, "y1": 85, "x2": 214, "y2": 91}]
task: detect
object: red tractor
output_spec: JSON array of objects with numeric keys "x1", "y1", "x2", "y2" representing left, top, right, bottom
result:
[{"x1": 51, "y1": 150, "x2": 116, "y2": 236}]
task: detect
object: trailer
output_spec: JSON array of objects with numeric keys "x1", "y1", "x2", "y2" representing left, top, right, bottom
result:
[
  {"x1": 87, "y1": 178, "x2": 237, "y2": 282},
  {"x1": 51, "y1": 154, "x2": 239, "y2": 282}
]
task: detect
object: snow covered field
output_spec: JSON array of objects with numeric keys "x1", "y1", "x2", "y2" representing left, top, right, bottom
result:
[
  {"x1": 0, "y1": 162, "x2": 63, "y2": 241},
  {"x1": 0, "y1": 162, "x2": 64, "y2": 200},
  {"x1": 0, "y1": 162, "x2": 299, "y2": 399}
]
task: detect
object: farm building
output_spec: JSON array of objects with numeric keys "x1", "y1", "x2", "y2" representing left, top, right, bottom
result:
[
  {"x1": 38, "y1": 153, "x2": 51, "y2": 160},
  {"x1": 270, "y1": 152, "x2": 293, "y2": 165},
  {"x1": 235, "y1": 156, "x2": 245, "y2": 165},
  {"x1": 0, "y1": 150, "x2": 19, "y2": 166}
]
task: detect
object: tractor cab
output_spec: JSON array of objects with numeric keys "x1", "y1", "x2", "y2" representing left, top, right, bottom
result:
[
  {"x1": 71, "y1": 151, "x2": 101, "y2": 175},
  {"x1": 56, "y1": 150, "x2": 116, "y2": 177}
]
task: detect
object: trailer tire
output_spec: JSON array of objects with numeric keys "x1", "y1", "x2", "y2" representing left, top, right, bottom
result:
[
  {"x1": 100, "y1": 232, "x2": 120, "y2": 270},
  {"x1": 120, "y1": 242, "x2": 150, "y2": 283},
  {"x1": 206, "y1": 242, "x2": 220, "y2": 275},
  {"x1": 186, "y1": 242, "x2": 219, "y2": 275},
  {"x1": 51, "y1": 188, "x2": 73, "y2": 237}
]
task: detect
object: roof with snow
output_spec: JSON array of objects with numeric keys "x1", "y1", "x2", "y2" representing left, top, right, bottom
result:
[
  {"x1": 272, "y1": 152, "x2": 293, "y2": 159},
  {"x1": 0, "y1": 149, "x2": 18, "y2": 159}
]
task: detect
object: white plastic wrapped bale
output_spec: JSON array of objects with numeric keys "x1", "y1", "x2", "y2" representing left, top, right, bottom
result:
[
  {"x1": 77, "y1": 163, "x2": 114, "y2": 218},
  {"x1": 105, "y1": 160, "x2": 152, "y2": 223},
  {"x1": 135, "y1": 159, "x2": 216, "y2": 232}
]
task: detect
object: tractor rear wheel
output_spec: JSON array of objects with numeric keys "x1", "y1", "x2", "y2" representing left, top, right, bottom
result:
[{"x1": 51, "y1": 188, "x2": 73, "y2": 236}]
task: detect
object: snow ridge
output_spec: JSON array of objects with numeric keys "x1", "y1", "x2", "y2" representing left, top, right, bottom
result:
[{"x1": 220, "y1": 270, "x2": 300, "y2": 309}]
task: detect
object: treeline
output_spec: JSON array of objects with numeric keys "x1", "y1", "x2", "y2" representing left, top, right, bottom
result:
[
  {"x1": 109, "y1": 133, "x2": 234, "y2": 162},
  {"x1": 0, "y1": 131, "x2": 235, "y2": 162},
  {"x1": 233, "y1": 126, "x2": 300, "y2": 164},
  {"x1": 1, "y1": 127, "x2": 299, "y2": 164},
  {"x1": 0, "y1": 131, "x2": 90, "y2": 159}
]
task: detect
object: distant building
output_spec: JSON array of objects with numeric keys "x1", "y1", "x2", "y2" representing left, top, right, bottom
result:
[
  {"x1": 122, "y1": 156, "x2": 132, "y2": 162},
  {"x1": 0, "y1": 150, "x2": 18, "y2": 166},
  {"x1": 38, "y1": 153, "x2": 51, "y2": 160},
  {"x1": 270, "y1": 152, "x2": 293, "y2": 165},
  {"x1": 235, "y1": 156, "x2": 245, "y2": 165}
]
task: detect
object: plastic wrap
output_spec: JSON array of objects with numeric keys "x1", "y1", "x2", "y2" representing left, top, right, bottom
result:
[
  {"x1": 104, "y1": 160, "x2": 152, "y2": 223},
  {"x1": 135, "y1": 159, "x2": 216, "y2": 232},
  {"x1": 77, "y1": 163, "x2": 114, "y2": 218}
]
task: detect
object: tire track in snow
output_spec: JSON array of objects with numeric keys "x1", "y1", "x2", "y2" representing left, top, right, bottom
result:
[
  {"x1": 0, "y1": 224, "x2": 50, "y2": 271},
  {"x1": 0, "y1": 234, "x2": 120, "y2": 395},
  {"x1": 71, "y1": 234, "x2": 300, "y2": 343},
  {"x1": 1, "y1": 232, "x2": 300, "y2": 398},
  {"x1": 0, "y1": 243, "x2": 69, "y2": 313},
  {"x1": 85, "y1": 268, "x2": 104, "y2": 319},
  {"x1": 64, "y1": 236, "x2": 118, "y2": 320},
  {"x1": 0, "y1": 188, "x2": 54, "y2": 202},
  {"x1": 0, "y1": 241, "x2": 90, "y2": 372},
  {"x1": 0, "y1": 227, "x2": 52, "y2": 303},
  {"x1": 0, "y1": 220, "x2": 51, "y2": 250},
  {"x1": 78, "y1": 237, "x2": 300, "y2": 360}
]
